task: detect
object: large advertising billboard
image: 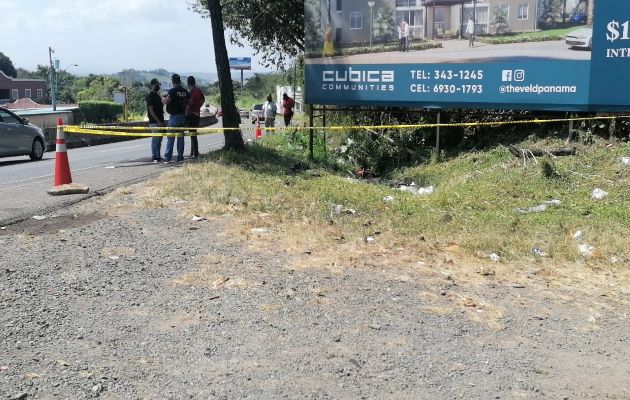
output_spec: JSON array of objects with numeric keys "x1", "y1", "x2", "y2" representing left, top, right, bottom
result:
[{"x1": 304, "y1": 0, "x2": 630, "y2": 112}]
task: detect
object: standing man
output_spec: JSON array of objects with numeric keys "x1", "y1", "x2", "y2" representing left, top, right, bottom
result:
[
  {"x1": 466, "y1": 17, "x2": 475, "y2": 47},
  {"x1": 146, "y1": 78, "x2": 165, "y2": 163},
  {"x1": 186, "y1": 76, "x2": 205, "y2": 159},
  {"x1": 162, "y1": 74, "x2": 190, "y2": 164},
  {"x1": 262, "y1": 94, "x2": 277, "y2": 130},
  {"x1": 281, "y1": 93, "x2": 295, "y2": 127},
  {"x1": 398, "y1": 20, "x2": 409, "y2": 52}
]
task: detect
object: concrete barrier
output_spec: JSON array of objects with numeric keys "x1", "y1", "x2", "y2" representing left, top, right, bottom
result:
[{"x1": 45, "y1": 115, "x2": 219, "y2": 151}]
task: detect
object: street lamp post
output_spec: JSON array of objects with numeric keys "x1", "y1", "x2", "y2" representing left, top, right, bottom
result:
[
  {"x1": 56, "y1": 64, "x2": 78, "y2": 104},
  {"x1": 368, "y1": 1, "x2": 375, "y2": 48}
]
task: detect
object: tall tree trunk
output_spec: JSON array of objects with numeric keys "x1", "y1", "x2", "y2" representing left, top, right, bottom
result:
[
  {"x1": 206, "y1": 0, "x2": 244, "y2": 151},
  {"x1": 587, "y1": 0, "x2": 594, "y2": 26},
  {"x1": 562, "y1": 0, "x2": 567, "y2": 24}
]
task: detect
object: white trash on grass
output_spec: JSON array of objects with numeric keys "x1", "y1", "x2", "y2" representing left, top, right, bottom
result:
[
  {"x1": 578, "y1": 244, "x2": 596, "y2": 258},
  {"x1": 489, "y1": 253, "x2": 501, "y2": 262},
  {"x1": 398, "y1": 182, "x2": 435, "y2": 196},
  {"x1": 517, "y1": 199, "x2": 562, "y2": 214},
  {"x1": 621, "y1": 157, "x2": 630, "y2": 166},
  {"x1": 591, "y1": 188, "x2": 608, "y2": 200}
]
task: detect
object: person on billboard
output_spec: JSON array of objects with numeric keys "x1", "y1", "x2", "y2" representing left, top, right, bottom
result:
[
  {"x1": 323, "y1": 22, "x2": 334, "y2": 57},
  {"x1": 398, "y1": 20, "x2": 410, "y2": 52},
  {"x1": 282, "y1": 93, "x2": 295, "y2": 127},
  {"x1": 466, "y1": 17, "x2": 475, "y2": 47}
]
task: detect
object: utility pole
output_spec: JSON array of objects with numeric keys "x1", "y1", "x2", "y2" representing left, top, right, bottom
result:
[{"x1": 49, "y1": 47, "x2": 57, "y2": 111}]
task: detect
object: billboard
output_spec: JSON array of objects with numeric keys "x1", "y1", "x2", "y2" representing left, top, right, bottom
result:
[
  {"x1": 304, "y1": 0, "x2": 630, "y2": 112},
  {"x1": 229, "y1": 57, "x2": 252, "y2": 70}
]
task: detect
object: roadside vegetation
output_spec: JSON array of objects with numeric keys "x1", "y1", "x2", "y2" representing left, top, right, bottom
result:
[
  {"x1": 145, "y1": 119, "x2": 629, "y2": 268},
  {"x1": 479, "y1": 27, "x2": 577, "y2": 45}
]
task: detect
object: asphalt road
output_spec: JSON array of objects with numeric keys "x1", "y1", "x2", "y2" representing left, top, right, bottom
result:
[
  {"x1": 0, "y1": 119, "x2": 258, "y2": 225},
  {"x1": 307, "y1": 39, "x2": 591, "y2": 64}
]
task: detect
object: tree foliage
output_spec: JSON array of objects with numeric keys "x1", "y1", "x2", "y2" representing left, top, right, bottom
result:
[
  {"x1": 0, "y1": 52, "x2": 17, "y2": 78},
  {"x1": 190, "y1": 0, "x2": 304, "y2": 68}
]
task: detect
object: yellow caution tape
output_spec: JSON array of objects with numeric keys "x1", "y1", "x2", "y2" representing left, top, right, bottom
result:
[{"x1": 62, "y1": 115, "x2": 629, "y2": 137}]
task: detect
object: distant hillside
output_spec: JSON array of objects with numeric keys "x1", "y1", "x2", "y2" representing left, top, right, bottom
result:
[{"x1": 114, "y1": 68, "x2": 255, "y2": 86}]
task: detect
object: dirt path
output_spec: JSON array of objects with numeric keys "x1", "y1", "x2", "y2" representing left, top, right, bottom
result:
[{"x1": 1, "y1": 184, "x2": 628, "y2": 399}]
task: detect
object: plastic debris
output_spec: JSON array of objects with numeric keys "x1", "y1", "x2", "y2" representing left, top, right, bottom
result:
[
  {"x1": 517, "y1": 199, "x2": 562, "y2": 214},
  {"x1": 578, "y1": 244, "x2": 596, "y2": 258},
  {"x1": 382, "y1": 195, "x2": 395, "y2": 202},
  {"x1": 591, "y1": 188, "x2": 608, "y2": 200},
  {"x1": 489, "y1": 253, "x2": 501, "y2": 262},
  {"x1": 365, "y1": 236, "x2": 376, "y2": 243},
  {"x1": 531, "y1": 248, "x2": 547, "y2": 257},
  {"x1": 621, "y1": 157, "x2": 630, "y2": 166},
  {"x1": 417, "y1": 186, "x2": 435, "y2": 196},
  {"x1": 250, "y1": 227, "x2": 270, "y2": 234},
  {"x1": 572, "y1": 230, "x2": 583, "y2": 241},
  {"x1": 32, "y1": 215, "x2": 47, "y2": 221},
  {"x1": 191, "y1": 215, "x2": 206, "y2": 222}
]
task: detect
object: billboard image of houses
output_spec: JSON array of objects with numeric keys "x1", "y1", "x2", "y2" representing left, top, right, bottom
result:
[{"x1": 304, "y1": 0, "x2": 630, "y2": 112}]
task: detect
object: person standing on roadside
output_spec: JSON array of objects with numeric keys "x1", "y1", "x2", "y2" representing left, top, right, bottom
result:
[
  {"x1": 262, "y1": 94, "x2": 277, "y2": 130},
  {"x1": 281, "y1": 93, "x2": 295, "y2": 127},
  {"x1": 185, "y1": 76, "x2": 205, "y2": 159},
  {"x1": 146, "y1": 78, "x2": 165, "y2": 163},
  {"x1": 466, "y1": 17, "x2": 475, "y2": 47},
  {"x1": 398, "y1": 20, "x2": 409, "y2": 52},
  {"x1": 162, "y1": 74, "x2": 190, "y2": 164}
]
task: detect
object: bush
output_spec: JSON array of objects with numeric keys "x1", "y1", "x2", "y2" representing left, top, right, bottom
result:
[
  {"x1": 305, "y1": 40, "x2": 442, "y2": 58},
  {"x1": 79, "y1": 101, "x2": 123, "y2": 123}
]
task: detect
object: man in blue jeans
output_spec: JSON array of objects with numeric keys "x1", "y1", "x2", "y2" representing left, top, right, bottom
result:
[{"x1": 162, "y1": 74, "x2": 190, "y2": 163}]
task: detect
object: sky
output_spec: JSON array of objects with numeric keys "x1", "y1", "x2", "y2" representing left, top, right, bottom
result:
[{"x1": 0, "y1": 0, "x2": 266, "y2": 75}]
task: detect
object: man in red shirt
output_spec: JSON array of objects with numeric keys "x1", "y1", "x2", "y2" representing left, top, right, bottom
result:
[
  {"x1": 282, "y1": 93, "x2": 295, "y2": 127},
  {"x1": 186, "y1": 76, "x2": 205, "y2": 159}
]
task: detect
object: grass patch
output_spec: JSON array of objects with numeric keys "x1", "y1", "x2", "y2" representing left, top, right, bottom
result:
[
  {"x1": 305, "y1": 40, "x2": 442, "y2": 58},
  {"x1": 480, "y1": 27, "x2": 578, "y2": 45},
  {"x1": 146, "y1": 135, "x2": 629, "y2": 268}
]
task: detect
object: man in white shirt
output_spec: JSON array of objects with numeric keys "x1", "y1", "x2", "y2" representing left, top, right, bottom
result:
[
  {"x1": 466, "y1": 17, "x2": 475, "y2": 47},
  {"x1": 398, "y1": 20, "x2": 410, "y2": 52}
]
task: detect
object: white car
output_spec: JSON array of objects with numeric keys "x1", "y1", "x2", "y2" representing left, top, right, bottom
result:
[{"x1": 566, "y1": 27, "x2": 592, "y2": 50}]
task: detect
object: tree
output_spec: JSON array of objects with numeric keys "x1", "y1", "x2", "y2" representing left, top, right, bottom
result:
[
  {"x1": 374, "y1": 5, "x2": 397, "y2": 44},
  {"x1": 538, "y1": 0, "x2": 564, "y2": 28},
  {"x1": 587, "y1": 0, "x2": 594, "y2": 25},
  {"x1": 492, "y1": 5, "x2": 510, "y2": 35},
  {"x1": 0, "y1": 52, "x2": 17, "y2": 78},
  {"x1": 206, "y1": 0, "x2": 245, "y2": 151},
  {"x1": 190, "y1": 0, "x2": 304, "y2": 68}
]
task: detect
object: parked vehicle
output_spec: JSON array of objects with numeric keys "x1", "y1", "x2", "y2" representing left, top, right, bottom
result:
[
  {"x1": 250, "y1": 104, "x2": 264, "y2": 124},
  {"x1": 239, "y1": 109, "x2": 249, "y2": 119},
  {"x1": 0, "y1": 107, "x2": 46, "y2": 161},
  {"x1": 566, "y1": 27, "x2": 593, "y2": 50}
]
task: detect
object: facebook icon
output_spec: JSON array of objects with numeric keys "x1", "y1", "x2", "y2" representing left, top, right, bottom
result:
[{"x1": 502, "y1": 70, "x2": 513, "y2": 82}]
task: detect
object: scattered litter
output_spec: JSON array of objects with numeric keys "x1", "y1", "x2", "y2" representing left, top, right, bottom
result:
[
  {"x1": 398, "y1": 183, "x2": 435, "y2": 196},
  {"x1": 191, "y1": 215, "x2": 206, "y2": 222},
  {"x1": 572, "y1": 230, "x2": 583, "y2": 241},
  {"x1": 417, "y1": 186, "x2": 435, "y2": 196},
  {"x1": 621, "y1": 157, "x2": 630, "y2": 166},
  {"x1": 578, "y1": 244, "x2": 596, "y2": 258},
  {"x1": 517, "y1": 199, "x2": 562, "y2": 214},
  {"x1": 105, "y1": 166, "x2": 116, "y2": 169},
  {"x1": 0, "y1": 227, "x2": 6, "y2": 230},
  {"x1": 0, "y1": 365, "x2": 8, "y2": 371},
  {"x1": 610, "y1": 256, "x2": 620, "y2": 264},
  {"x1": 382, "y1": 195, "x2": 395, "y2": 202},
  {"x1": 365, "y1": 236, "x2": 376, "y2": 243},
  {"x1": 108, "y1": 256, "x2": 120, "y2": 261},
  {"x1": 32, "y1": 215, "x2": 47, "y2": 221},
  {"x1": 489, "y1": 253, "x2": 501, "y2": 262},
  {"x1": 250, "y1": 227, "x2": 270, "y2": 234},
  {"x1": 591, "y1": 188, "x2": 608, "y2": 200},
  {"x1": 531, "y1": 248, "x2": 547, "y2": 257},
  {"x1": 332, "y1": 205, "x2": 356, "y2": 215}
]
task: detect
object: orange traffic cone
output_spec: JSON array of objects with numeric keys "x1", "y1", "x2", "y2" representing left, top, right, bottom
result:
[
  {"x1": 48, "y1": 118, "x2": 89, "y2": 196},
  {"x1": 255, "y1": 120, "x2": 262, "y2": 139},
  {"x1": 54, "y1": 118, "x2": 72, "y2": 186}
]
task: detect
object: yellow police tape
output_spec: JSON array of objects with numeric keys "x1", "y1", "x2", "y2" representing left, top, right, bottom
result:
[{"x1": 63, "y1": 115, "x2": 629, "y2": 138}]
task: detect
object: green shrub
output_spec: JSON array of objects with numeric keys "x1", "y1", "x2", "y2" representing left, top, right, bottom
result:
[
  {"x1": 79, "y1": 101, "x2": 123, "y2": 123},
  {"x1": 305, "y1": 40, "x2": 442, "y2": 58}
]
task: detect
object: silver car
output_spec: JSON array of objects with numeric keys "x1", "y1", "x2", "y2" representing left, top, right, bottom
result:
[
  {"x1": 566, "y1": 27, "x2": 593, "y2": 50},
  {"x1": 0, "y1": 107, "x2": 46, "y2": 161}
]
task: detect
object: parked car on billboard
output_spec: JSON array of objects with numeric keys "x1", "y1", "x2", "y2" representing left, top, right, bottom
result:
[{"x1": 566, "y1": 27, "x2": 593, "y2": 50}]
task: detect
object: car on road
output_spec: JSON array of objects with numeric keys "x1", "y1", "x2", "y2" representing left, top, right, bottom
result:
[
  {"x1": 250, "y1": 104, "x2": 264, "y2": 124},
  {"x1": 566, "y1": 27, "x2": 593, "y2": 50},
  {"x1": 239, "y1": 109, "x2": 250, "y2": 121},
  {"x1": 0, "y1": 107, "x2": 46, "y2": 161}
]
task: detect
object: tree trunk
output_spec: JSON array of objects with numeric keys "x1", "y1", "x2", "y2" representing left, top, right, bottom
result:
[
  {"x1": 587, "y1": 0, "x2": 594, "y2": 26},
  {"x1": 206, "y1": 0, "x2": 244, "y2": 151}
]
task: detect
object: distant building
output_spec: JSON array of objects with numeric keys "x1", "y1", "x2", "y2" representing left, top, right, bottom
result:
[
  {"x1": 320, "y1": 0, "x2": 538, "y2": 44},
  {"x1": 0, "y1": 71, "x2": 47, "y2": 104}
]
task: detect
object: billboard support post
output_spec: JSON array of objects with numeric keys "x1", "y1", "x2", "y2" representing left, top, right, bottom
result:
[
  {"x1": 308, "y1": 105, "x2": 314, "y2": 160},
  {"x1": 435, "y1": 111, "x2": 441, "y2": 163}
]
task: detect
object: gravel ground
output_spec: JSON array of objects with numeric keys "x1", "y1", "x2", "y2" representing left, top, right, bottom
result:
[{"x1": 0, "y1": 186, "x2": 628, "y2": 399}]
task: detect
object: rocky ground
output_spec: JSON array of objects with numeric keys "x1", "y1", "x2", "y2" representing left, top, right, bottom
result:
[{"x1": 1, "y1": 184, "x2": 628, "y2": 399}]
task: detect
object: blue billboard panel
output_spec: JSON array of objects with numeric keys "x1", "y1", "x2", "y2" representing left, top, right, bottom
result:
[
  {"x1": 229, "y1": 57, "x2": 252, "y2": 70},
  {"x1": 304, "y1": 0, "x2": 630, "y2": 112}
]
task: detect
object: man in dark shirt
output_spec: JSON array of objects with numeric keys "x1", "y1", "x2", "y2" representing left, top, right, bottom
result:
[
  {"x1": 162, "y1": 74, "x2": 190, "y2": 163},
  {"x1": 146, "y1": 79, "x2": 165, "y2": 163}
]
